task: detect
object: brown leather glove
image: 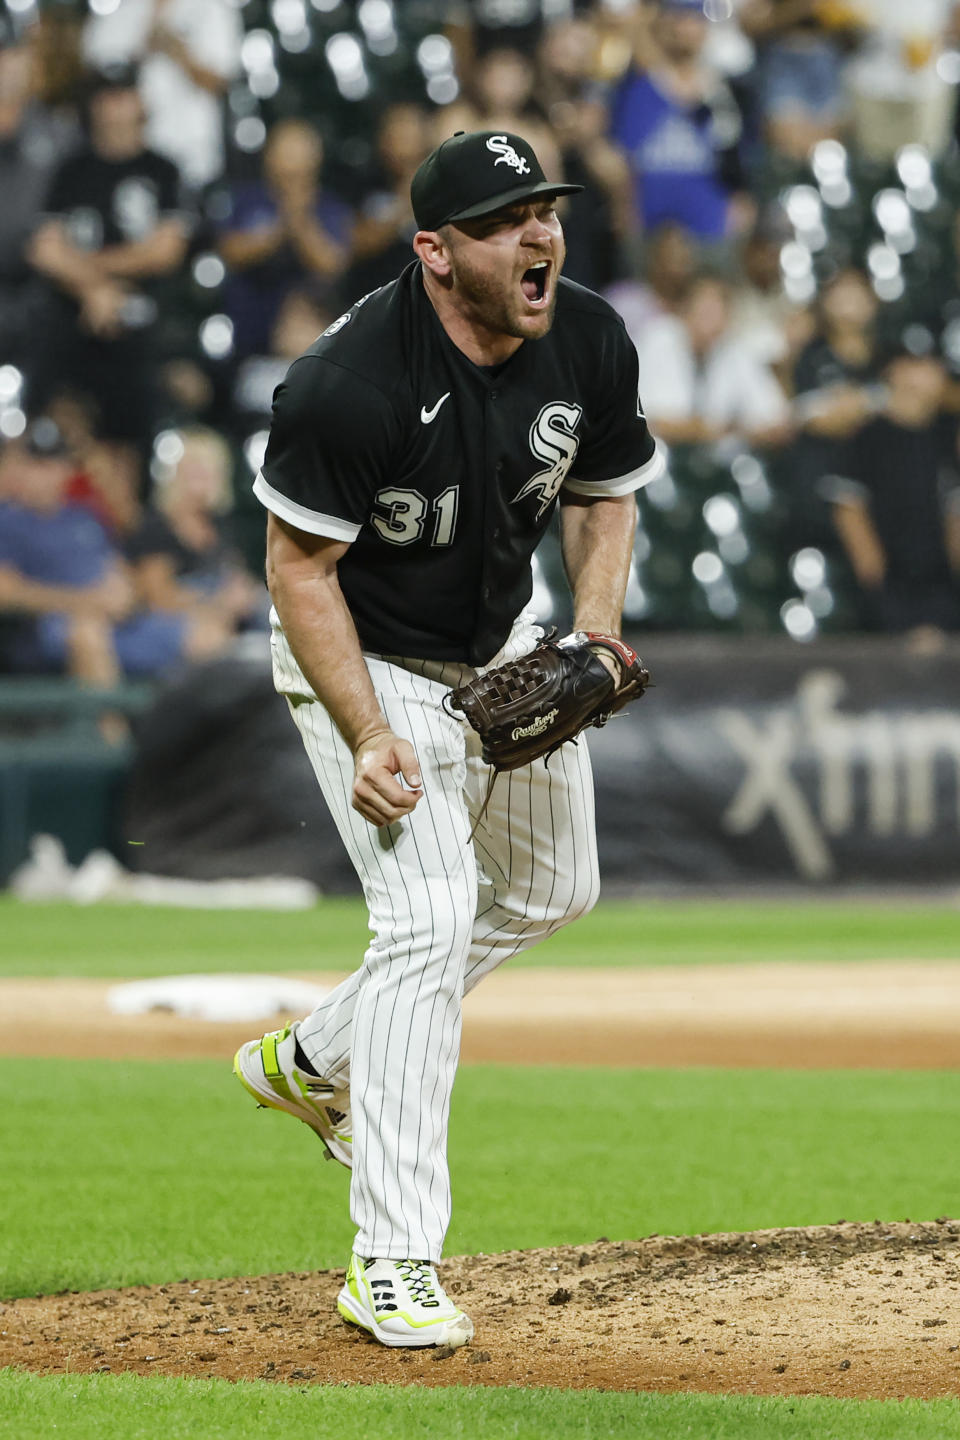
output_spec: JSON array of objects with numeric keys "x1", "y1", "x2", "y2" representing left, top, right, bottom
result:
[{"x1": 446, "y1": 631, "x2": 650, "y2": 772}]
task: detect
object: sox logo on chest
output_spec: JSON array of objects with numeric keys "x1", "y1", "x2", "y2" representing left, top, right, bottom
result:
[
  {"x1": 369, "y1": 400, "x2": 583, "y2": 544},
  {"x1": 513, "y1": 402, "x2": 583, "y2": 521}
]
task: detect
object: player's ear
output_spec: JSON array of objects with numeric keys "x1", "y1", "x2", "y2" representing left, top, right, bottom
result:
[{"x1": 414, "y1": 229, "x2": 453, "y2": 280}]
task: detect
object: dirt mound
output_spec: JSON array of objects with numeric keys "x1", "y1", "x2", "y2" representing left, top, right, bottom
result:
[{"x1": 3, "y1": 1220, "x2": 960, "y2": 1398}]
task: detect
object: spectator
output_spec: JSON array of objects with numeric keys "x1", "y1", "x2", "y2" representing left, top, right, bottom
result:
[
  {"x1": 700, "y1": 0, "x2": 757, "y2": 86},
  {"x1": 609, "y1": 0, "x2": 750, "y2": 241},
  {"x1": 269, "y1": 288, "x2": 331, "y2": 362},
  {"x1": 47, "y1": 392, "x2": 143, "y2": 538},
  {"x1": 83, "y1": 0, "x2": 243, "y2": 191},
  {"x1": 126, "y1": 426, "x2": 263, "y2": 632},
  {"x1": 445, "y1": 0, "x2": 552, "y2": 77},
  {"x1": 470, "y1": 45, "x2": 561, "y2": 178},
  {"x1": 429, "y1": 97, "x2": 483, "y2": 147},
  {"x1": 730, "y1": 203, "x2": 815, "y2": 381},
  {"x1": 216, "y1": 119, "x2": 350, "y2": 362},
  {"x1": 845, "y1": 0, "x2": 956, "y2": 160},
  {"x1": 790, "y1": 266, "x2": 884, "y2": 528},
  {"x1": 0, "y1": 428, "x2": 24, "y2": 502},
  {"x1": 606, "y1": 219, "x2": 698, "y2": 344},
  {"x1": 538, "y1": 19, "x2": 635, "y2": 288},
  {"x1": 538, "y1": 14, "x2": 602, "y2": 114},
  {"x1": 633, "y1": 271, "x2": 793, "y2": 448},
  {"x1": 738, "y1": 0, "x2": 856, "y2": 162},
  {"x1": 232, "y1": 287, "x2": 335, "y2": 426},
  {"x1": 0, "y1": 20, "x2": 79, "y2": 370},
  {"x1": 156, "y1": 353, "x2": 218, "y2": 432},
  {"x1": 27, "y1": 3, "x2": 86, "y2": 120},
  {"x1": 466, "y1": 41, "x2": 627, "y2": 283},
  {"x1": 552, "y1": 90, "x2": 634, "y2": 288},
  {"x1": 26, "y1": 63, "x2": 190, "y2": 472},
  {"x1": 825, "y1": 346, "x2": 960, "y2": 633},
  {"x1": 344, "y1": 103, "x2": 431, "y2": 297},
  {"x1": 0, "y1": 417, "x2": 231, "y2": 703}
]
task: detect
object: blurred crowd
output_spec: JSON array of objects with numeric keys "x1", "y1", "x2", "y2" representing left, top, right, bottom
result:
[{"x1": 4, "y1": 0, "x2": 960, "y2": 705}]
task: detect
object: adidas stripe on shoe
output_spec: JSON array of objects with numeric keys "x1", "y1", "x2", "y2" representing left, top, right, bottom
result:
[
  {"x1": 233, "y1": 1023, "x2": 352, "y2": 1168},
  {"x1": 337, "y1": 1254, "x2": 474, "y2": 1349}
]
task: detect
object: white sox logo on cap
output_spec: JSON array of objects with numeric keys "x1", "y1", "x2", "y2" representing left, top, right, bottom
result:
[
  {"x1": 486, "y1": 135, "x2": 530, "y2": 176},
  {"x1": 410, "y1": 129, "x2": 582, "y2": 230}
]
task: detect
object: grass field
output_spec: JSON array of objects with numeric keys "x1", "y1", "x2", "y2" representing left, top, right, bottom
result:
[
  {"x1": 3, "y1": 1058, "x2": 959, "y2": 1296},
  {"x1": 2, "y1": 895, "x2": 959, "y2": 977},
  {"x1": 4, "y1": 1372, "x2": 960, "y2": 1440},
  {"x1": 3, "y1": 896, "x2": 960, "y2": 1437}
]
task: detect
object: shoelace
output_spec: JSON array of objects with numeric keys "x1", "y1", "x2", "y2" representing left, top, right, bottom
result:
[{"x1": 396, "y1": 1260, "x2": 437, "y2": 1305}]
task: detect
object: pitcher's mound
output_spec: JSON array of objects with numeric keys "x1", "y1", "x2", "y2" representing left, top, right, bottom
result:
[{"x1": 3, "y1": 1220, "x2": 959, "y2": 1398}]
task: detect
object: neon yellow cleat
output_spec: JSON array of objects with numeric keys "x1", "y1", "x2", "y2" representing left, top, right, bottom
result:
[
  {"x1": 337, "y1": 1254, "x2": 474, "y2": 1349},
  {"x1": 233, "y1": 1023, "x2": 352, "y2": 1168}
]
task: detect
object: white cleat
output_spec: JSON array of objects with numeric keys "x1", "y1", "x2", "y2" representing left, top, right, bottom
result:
[
  {"x1": 233, "y1": 1023, "x2": 352, "y2": 1168},
  {"x1": 337, "y1": 1254, "x2": 474, "y2": 1349}
]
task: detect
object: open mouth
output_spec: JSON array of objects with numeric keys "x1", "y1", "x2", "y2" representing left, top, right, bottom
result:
[{"x1": 520, "y1": 260, "x2": 550, "y2": 308}]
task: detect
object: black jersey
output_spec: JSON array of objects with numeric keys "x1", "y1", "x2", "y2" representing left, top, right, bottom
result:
[
  {"x1": 44, "y1": 146, "x2": 184, "y2": 252},
  {"x1": 255, "y1": 260, "x2": 662, "y2": 665}
]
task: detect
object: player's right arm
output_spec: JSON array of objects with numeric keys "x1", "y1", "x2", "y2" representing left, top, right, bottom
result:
[
  {"x1": 265, "y1": 511, "x2": 422, "y2": 827},
  {"x1": 257, "y1": 351, "x2": 423, "y2": 826}
]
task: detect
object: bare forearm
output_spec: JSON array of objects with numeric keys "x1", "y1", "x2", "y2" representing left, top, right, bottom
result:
[
  {"x1": 28, "y1": 224, "x2": 104, "y2": 299},
  {"x1": 98, "y1": 223, "x2": 187, "y2": 280},
  {"x1": 647, "y1": 415, "x2": 728, "y2": 447},
  {"x1": 269, "y1": 566, "x2": 389, "y2": 750},
  {"x1": 265, "y1": 514, "x2": 421, "y2": 825},
  {"x1": 745, "y1": 420, "x2": 794, "y2": 450},
  {"x1": 150, "y1": 30, "x2": 228, "y2": 94},
  {"x1": 350, "y1": 204, "x2": 408, "y2": 258},
  {"x1": 138, "y1": 567, "x2": 210, "y2": 614},
  {"x1": 560, "y1": 493, "x2": 637, "y2": 635},
  {"x1": 628, "y1": 1, "x2": 664, "y2": 70},
  {"x1": 286, "y1": 216, "x2": 346, "y2": 277},
  {"x1": 218, "y1": 224, "x2": 285, "y2": 269},
  {"x1": 832, "y1": 500, "x2": 886, "y2": 587},
  {"x1": 794, "y1": 384, "x2": 876, "y2": 437},
  {"x1": 0, "y1": 570, "x2": 94, "y2": 616},
  {"x1": 178, "y1": 56, "x2": 226, "y2": 93}
]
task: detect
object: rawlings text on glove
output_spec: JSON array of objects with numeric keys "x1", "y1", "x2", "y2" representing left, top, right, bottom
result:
[{"x1": 446, "y1": 631, "x2": 650, "y2": 771}]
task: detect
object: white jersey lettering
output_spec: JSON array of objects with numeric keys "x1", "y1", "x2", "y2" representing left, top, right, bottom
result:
[{"x1": 513, "y1": 401, "x2": 583, "y2": 520}]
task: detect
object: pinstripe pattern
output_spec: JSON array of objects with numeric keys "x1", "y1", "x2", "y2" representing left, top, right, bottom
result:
[
  {"x1": 273, "y1": 619, "x2": 599, "y2": 1262},
  {"x1": 463, "y1": 733, "x2": 599, "y2": 994}
]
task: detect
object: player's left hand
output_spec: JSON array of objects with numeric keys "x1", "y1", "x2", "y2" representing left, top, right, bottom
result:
[
  {"x1": 590, "y1": 648, "x2": 620, "y2": 683},
  {"x1": 352, "y1": 729, "x2": 424, "y2": 827},
  {"x1": 447, "y1": 631, "x2": 649, "y2": 773}
]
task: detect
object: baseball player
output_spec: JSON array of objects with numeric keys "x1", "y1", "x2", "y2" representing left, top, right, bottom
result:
[{"x1": 234, "y1": 129, "x2": 663, "y2": 1349}]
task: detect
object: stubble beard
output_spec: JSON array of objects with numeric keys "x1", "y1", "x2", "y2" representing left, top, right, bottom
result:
[{"x1": 449, "y1": 252, "x2": 558, "y2": 343}]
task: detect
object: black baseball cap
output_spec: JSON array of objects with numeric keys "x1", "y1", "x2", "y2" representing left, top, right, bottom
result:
[{"x1": 411, "y1": 130, "x2": 583, "y2": 232}]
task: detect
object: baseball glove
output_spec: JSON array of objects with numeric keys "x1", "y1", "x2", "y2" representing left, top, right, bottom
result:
[{"x1": 446, "y1": 631, "x2": 650, "y2": 772}]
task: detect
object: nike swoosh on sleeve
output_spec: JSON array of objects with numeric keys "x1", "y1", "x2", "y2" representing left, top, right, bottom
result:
[{"x1": 420, "y1": 392, "x2": 451, "y2": 424}]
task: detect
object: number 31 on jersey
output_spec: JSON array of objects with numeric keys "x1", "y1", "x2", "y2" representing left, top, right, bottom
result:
[{"x1": 371, "y1": 486, "x2": 459, "y2": 547}]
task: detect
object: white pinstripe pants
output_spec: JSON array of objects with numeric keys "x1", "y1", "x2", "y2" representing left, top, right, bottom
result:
[{"x1": 277, "y1": 640, "x2": 600, "y2": 1264}]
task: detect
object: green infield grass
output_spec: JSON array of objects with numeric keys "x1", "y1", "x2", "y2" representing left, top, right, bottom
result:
[
  {"x1": 1, "y1": 895, "x2": 959, "y2": 978},
  {"x1": 2, "y1": 1372, "x2": 960, "y2": 1440},
  {"x1": 3, "y1": 1058, "x2": 958, "y2": 1299}
]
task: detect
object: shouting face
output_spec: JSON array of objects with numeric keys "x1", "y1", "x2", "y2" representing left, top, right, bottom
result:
[{"x1": 440, "y1": 198, "x2": 566, "y2": 346}]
